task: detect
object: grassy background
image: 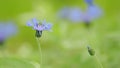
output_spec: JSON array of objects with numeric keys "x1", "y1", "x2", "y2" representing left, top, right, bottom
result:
[{"x1": 0, "y1": 0, "x2": 120, "y2": 68}]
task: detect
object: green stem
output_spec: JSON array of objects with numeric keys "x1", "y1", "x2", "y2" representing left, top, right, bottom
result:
[
  {"x1": 86, "y1": 29, "x2": 103, "y2": 68},
  {"x1": 94, "y1": 55, "x2": 103, "y2": 68},
  {"x1": 36, "y1": 38, "x2": 42, "y2": 68}
]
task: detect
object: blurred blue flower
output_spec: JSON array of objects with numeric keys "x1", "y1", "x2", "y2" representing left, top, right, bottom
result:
[
  {"x1": 69, "y1": 7, "x2": 102, "y2": 22},
  {"x1": 27, "y1": 18, "x2": 52, "y2": 31},
  {"x1": 57, "y1": 0, "x2": 103, "y2": 23},
  {"x1": 0, "y1": 22, "x2": 17, "y2": 45}
]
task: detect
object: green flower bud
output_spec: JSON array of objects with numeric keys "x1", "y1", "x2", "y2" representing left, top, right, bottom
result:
[
  {"x1": 87, "y1": 46, "x2": 95, "y2": 56},
  {"x1": 35, "y1": 30, "x2": 42, "y2": 38}
]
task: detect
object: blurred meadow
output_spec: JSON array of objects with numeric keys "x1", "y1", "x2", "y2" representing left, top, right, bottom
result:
[{"x1": 0, "y1": 0, "x2": 120, "y2": 68}]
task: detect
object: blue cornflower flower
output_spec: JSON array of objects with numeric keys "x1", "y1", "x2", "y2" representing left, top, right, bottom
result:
[
  {"x1": 69, "y1": 0, "x2": 102, "y2": 28},
  {"x1": 27, "y1": 18, "x2": 53, "y2": 38},
  {"x1": 67, "y1": 6, "x2": 102, "y2": 24},
  {"x1": 0, "y1": 22, "x2": 17, "y2": 45},
  {"x1": 69, "y1": 6, "x2": 102, "y2": 22},
  {"x1": 57, "y1": 0, "x2": 103, "y2": 27}
]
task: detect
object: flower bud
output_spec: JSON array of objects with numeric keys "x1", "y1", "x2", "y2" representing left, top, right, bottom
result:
[
  {"x1": 87, "y1": 46, "x2": 95, "y2": 56},
  {"x1": 35, "y1": 30, "x2": 42, "y2": 38}
]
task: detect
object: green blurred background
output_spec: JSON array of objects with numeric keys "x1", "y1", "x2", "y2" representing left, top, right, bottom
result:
[{"x1": 0, "y1": 0, "x2": 120, "y2": 68}]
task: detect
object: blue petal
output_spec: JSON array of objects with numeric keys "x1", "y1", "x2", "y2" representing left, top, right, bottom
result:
[
  {"x1": 68, "y1": 8, "x2": 83, "y2": 22},
  {"x1": 0, "y1": 34, "x2": 4, "y2": 41},
  {"x1": 32, "y1": 18, "x2": 39, "y2": 25},
  {"x1": 4, "y1": 23, "x2": 17, "y2": 37},
  {"x1": 41, "y1": 20, "x2": 52, "y2": 31},
  {"x1": 0, "y1": 23, "x2": 17, "y2": 39},
  {"x1": 86, "y1": 5, "x2": 103, "y2": 20},
  {"x1": 43, "y1": 23, "x2": 52, "y2": 31},
  {"x1": 27, "y1": 21, "x2": 33, "y2": 27}
]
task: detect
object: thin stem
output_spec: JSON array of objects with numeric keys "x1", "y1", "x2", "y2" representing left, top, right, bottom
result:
[
  {"x1": 36, "y1": 38, "x2": 42, "y2": 68},
  {"x1": 86, "y1": 28, "x2": 103, "y2": 68},
  {"x1": 94, "y1": 55, "x2": 103, "y2": 68}
]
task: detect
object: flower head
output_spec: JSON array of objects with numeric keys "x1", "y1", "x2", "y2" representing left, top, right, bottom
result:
[
  {"x1": 27, "y1": 18, "x2": 52, "y2": 31},
  {"x1": 57, "y1": 0, "x2": 103, "y2": 24},
  {"x1": 27, "y1": 18, "x2": 53, "y2": 38}
]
